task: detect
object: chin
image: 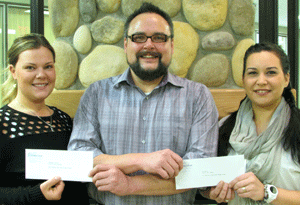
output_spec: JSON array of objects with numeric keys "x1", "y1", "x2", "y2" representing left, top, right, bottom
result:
[
  {"x1": 141, "y1": 66, "x2": 158, "y2": 71},
  {"x1": 252, "y1": 100, "x2": 280, "y2": 109},
  {"x1": 35, "y1": 91, "x2": 53, "y2": 100}
]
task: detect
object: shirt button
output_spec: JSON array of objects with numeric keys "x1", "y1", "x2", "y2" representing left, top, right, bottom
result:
[
  {"x1": 143, "y1": 117, "x2": 146, "y2": 121},
  {"x1": 142, "y1": 140, "x2": 146, "y2": 144}
]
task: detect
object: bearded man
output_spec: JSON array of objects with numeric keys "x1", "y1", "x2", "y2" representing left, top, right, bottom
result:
[{"x1": 68, "y1": 3, "x2": 219, "y2": 205}]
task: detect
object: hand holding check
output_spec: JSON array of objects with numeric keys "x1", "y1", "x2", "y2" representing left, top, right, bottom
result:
[{"x1": 40, "y1": 176, "x2": 65, "y2": 200}]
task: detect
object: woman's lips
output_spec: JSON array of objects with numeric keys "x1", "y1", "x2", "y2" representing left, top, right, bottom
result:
[{"x1": 254, "y1": 89, "x2": 270, "y2": 95}]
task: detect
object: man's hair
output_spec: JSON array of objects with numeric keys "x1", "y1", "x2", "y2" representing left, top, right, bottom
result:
[{"x1": 124, "y1": 2, "x2": 174, "y2": 38}]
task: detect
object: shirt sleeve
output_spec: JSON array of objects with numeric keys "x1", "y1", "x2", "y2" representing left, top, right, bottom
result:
[
  {"x1": 67, "y1": 84, "x2": 104, "y2": 158},
  {"x1": 0, "y1": 184, "x2": 46, "y2": 205},
  {"x1": 218, "y1": 115, "x2": 230, "y2": 127},
  {"x1": 182, "y1": 85, "x2": 219, "y2": 159}
]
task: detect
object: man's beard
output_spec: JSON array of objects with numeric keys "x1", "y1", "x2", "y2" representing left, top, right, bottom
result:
[{"x1": 128, "y1": 51, "x2": 169, "y2": 81}]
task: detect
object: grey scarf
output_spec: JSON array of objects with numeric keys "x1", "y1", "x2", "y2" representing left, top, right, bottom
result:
[{"x1": 228, "y1": 97, "x2": 290, "y2": 205}]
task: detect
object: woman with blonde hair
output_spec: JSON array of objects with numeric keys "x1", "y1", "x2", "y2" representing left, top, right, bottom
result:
[{"x1": 0, "y1": 33, "x2": 89, "y2": 204}]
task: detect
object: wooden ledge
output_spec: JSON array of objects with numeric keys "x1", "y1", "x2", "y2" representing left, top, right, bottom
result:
[
  {"x1": 46, "y1": 89, "x2": 296, "y2": 119},
  {"x1": 46, "y1": 90, "x2": 85, "y2": 119},
  {"x1": 210, "y1": 89, "x2": 245, "y2": 119}
]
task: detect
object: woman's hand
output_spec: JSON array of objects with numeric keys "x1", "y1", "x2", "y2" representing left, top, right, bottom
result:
[
  {"x1": 206, "y1": 181, "x2": 235, "y2": 203},
  {"x1": 229, "y1": 172, "x2": 264, "y2": 201},
  {"x1": 40, "y1": 176, "x2": 65, "y2": 200}
]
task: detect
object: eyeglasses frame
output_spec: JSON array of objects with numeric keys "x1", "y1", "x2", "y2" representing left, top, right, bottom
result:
[{"x1": 127, "y1": 33, "x2": 173, "y2": 43}]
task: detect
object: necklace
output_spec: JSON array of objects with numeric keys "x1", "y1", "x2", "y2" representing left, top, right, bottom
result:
[
  {"x1": 14, "y1": 99, "x2": 54, "y2": 132},
  {"x1": 34, "y1": 115, "x2": 54, "y2": 132}
]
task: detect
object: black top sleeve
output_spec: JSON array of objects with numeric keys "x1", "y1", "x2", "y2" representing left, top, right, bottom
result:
[{"x1": 0, "y1": 184, "x2": 46, "y2": 205}]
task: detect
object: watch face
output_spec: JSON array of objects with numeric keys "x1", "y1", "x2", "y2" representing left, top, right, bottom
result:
[
  {"x1": 264, "y1": 185, "x2": 278, "y2": 203},
  {"x1": 270, "y1": 186, "x2": 278, "y2": 194}
]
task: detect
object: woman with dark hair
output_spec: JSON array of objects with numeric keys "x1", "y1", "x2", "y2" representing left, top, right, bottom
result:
[
  {"x1": 202, "y1": 42, "x2": 300, "y2": 204},
  {"x1": 0, "y1": 33, "x2": 89, "y2": 204}
]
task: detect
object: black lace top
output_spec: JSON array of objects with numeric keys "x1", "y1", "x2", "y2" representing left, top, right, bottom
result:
[
  {"x1": 0, "y1": 105, "x2": 89, "y2": 205},
  {"x1": 1, "y1": 105, "x2": 72, "y2": 138}
]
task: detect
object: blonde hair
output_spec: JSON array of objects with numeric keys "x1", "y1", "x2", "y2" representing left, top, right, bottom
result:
[
  {"x1": 0, "y1": 33, "x2": 55, "y2": 107},
  {"x1": 1, "y1": 67, "x2": 17, "y2": 107}
]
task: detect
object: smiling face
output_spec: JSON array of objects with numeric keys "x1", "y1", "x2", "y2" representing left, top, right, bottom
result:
[
  {"x1": 10, "y1": 46, "x2": 56, "y2": 104},
  {"x1": 243, "y1": 51, "x2": 290, "y2": 110},
  {"x1": 124, "y1": 12, "x2": 174, "y2": 81}
]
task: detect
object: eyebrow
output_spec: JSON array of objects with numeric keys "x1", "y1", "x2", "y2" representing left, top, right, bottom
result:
[
  {"x1": 246, "y1": 66, "x2": 278, "y2": 70},
  {"x1": 45, "y1": 62, "x2": 54, "y2": 65},
  {"x1": 266, "y1": 67, "x2": 278, "y2": 70},
  {"x1": 24, "y1": 61, "x2": 54, "y2": 66},
  {"x1": 129, "y1": 32, "x2": 168, "y2": 36}
]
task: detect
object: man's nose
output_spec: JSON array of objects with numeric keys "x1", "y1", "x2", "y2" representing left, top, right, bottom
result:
[{"x1": 143, "y1": 37, "x2": 155, "y2": 50}]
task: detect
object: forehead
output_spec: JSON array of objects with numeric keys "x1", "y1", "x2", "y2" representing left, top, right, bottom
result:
[
  {"x1": 246, "y1": 51, "x2": 281, "y2": 66},
  {"x1": 128, "y1": 13, "x2": 171, "y2": 35},
  {"x1": 17, "y1": 47, "x2": 54, "y2": 63},
  {"x1": 244, "y1": 51, "x2": 288, "y2": 76}
]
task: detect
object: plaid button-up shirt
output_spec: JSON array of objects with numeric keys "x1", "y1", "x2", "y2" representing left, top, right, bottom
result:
[{"x1": 68, "y1": 68, "x2": 219, "y2": 204}]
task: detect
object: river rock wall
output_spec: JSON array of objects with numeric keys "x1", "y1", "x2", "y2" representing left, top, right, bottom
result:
[{"x1": 48, "y1": 0, "x2": 255, "y2": 89}]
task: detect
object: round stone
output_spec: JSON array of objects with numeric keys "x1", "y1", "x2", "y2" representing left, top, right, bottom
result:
[
  {"x1": 73, "y1": 25, "x2": 92, "y2": 54},
  {"x1": 190, "y1": 53, "x2": 229, "y2": 87},
  {"x1": 122, "y1": 0, "x2": 143, "y2": 17},
  {"x1": 52, "y1": 40, "x2": 78, "y2": 89},
  {"x1": 182, "y1": 0, "x2": 228, "y2": 31},
  {"x1": 96, "y1": 0, "x2": 121, "y2": 13},
  {"x1": 169, "y1": 21, "x2": 199, "y2": 78},
  {"x1": 232, "y1": 38, "x2": 255, "y2": 87},
  {"x1": 49, "y1": 0, "x2": 79, "y2": 37},
  {"x1": 122, "y1": 0, "x2": 181, "y2": 17},
  {"x1": 79, "y1": 45, "x2": 128, "y2": 87},
  {"x1": 91, "y1": 16, "x2": 124, "y2": 44},
  {"x1": 229, "y1": 0, "x2": 255, "y2": 36},
  {"x1": 79, "y1": 0, "x2": 97, "y2": 23},
  {"x1": 202, "y1": 31, "x2": 235, "y2": 51}
]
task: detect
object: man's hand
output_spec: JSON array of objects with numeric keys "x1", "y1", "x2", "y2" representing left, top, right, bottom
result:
[
  {"x1": 139, "y1": 149, "x2": 183, "y2": 179},
  {"x1": 89, "y1": 164, "x2": 132, "y2": 196},
  {"x1": 40, "y1": 176, "x2": 65, "y2": 200}
]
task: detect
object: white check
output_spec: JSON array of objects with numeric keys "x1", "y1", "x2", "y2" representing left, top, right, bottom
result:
[
  {"x1": 25, "y1": 149, "x2": 93, "y2": 182},
  {"x1": 175, "y1": 155, "x2": 246, "y2": 189}
]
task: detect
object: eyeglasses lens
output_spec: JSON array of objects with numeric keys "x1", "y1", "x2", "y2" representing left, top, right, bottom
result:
[{"x1": 131, "y1": 34, "x2": 167, "y2": 43}]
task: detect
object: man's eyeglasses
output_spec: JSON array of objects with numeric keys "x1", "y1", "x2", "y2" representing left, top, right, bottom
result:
[{"x1": 127, "y1": 34, "x2": 173, "y2": 43}]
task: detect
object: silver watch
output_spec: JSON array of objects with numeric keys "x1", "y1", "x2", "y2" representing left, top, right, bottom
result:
[{"x1": 264, "y1": 184, "x2": 278, "y2": 203}]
